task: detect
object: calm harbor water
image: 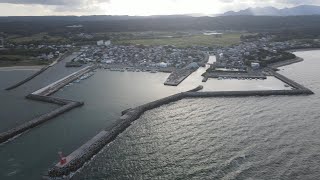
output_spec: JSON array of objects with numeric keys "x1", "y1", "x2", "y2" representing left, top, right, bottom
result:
[{"x1": 0, "y1": 52, "x2": 318, "y2": 180}]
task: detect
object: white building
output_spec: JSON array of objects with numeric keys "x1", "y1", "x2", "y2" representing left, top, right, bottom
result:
[
  {"x1": 186, "y1": 62, "x2": 199, "y2": 69},
  {"x1": 104, "y1": 40, "x2": 111, "y2": 46},
  {"x1": 158, "y1": 62, "x2": 168, "y2": 68},
  {"x1": 251, "y1": 62, "x2": 260, "y2": 70},
  {"x1": 97, "y1": 40, "x2": 104, "y2": 46}
]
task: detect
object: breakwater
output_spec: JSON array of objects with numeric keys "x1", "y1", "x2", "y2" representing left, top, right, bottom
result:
[
  {"x1": 0, "y1": 66, "x2": 95, "y2": 144},
  {"x1": 47, "y1": 81, "x2": 314, "y2": 178},
  {"x1": 0, "y1": 101, "x2": 83, "y2": 144},
  {"x1": 269, "y1": 57, "x2": 303, "y2": 68},
  {"x1": 5, "y1": 52, "x2": 70, "y2": 90},
  {"x1": 33, "y1": 66, "x2": 95, "y2": 96},
  {"x1": 267, "y1": 68, "x2": 313, "y2": 93},
  {"x1": 5, "y1": 65, "x2": 50, "y2": 90}
]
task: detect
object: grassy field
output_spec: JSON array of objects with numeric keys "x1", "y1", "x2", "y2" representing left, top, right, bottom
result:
[
  {"x1": 0, "y1": 55, "x2": 48, "y2": 67},
  {"x1": 8, "y1": 33, "x2": 68, "y2": 44},
  {"x1": 114, "y1": 33, "x2": 242, "y2": 47}
]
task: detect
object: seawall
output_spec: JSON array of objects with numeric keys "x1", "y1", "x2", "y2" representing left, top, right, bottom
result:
[{"x1": 46, "y1": 84, "x2": 314, "y2": 178}]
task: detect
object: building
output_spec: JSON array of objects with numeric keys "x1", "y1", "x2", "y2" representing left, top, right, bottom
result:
[
  {"x1": 97, "y1": 40, "x2": 104, "y2": 46},
  {"x1": 251, "y1": 62, "x2": 260, "y2": 70},
  {"x1": 158, "y1": 62, "x2": 168, "y2": 68},
  {"x1": 186, "y1": 62, "x2": 199, "y2": 69},
  {"x1": 104, "y1": 40, "x2": 111, "y2": 46}
]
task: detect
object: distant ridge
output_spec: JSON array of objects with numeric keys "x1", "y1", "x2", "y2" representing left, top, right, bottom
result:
[{"x1": 222, "y1": 5, "x2": 320, "y2": 16}]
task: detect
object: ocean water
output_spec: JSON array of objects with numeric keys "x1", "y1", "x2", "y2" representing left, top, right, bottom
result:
[{"x1": 72, "y1": 50, "x2": 320, "y2": 180}]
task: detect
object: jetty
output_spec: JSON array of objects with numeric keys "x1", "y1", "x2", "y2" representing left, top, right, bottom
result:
[
  {"x1": 5, "y1": 52, "x2": 71, "y2": 90},
  {"x1": 0, "y1": 66, "x2": 96, "y2": 144}
]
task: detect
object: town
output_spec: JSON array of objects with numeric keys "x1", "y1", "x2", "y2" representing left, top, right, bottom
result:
[{"x1": 1, "y1": 31, "x2": 320, "y2": 84}]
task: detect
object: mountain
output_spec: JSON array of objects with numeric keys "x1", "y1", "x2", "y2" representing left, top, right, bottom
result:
[{"x1": 222, "y1": 5, "x2": 320, "y2": 16}]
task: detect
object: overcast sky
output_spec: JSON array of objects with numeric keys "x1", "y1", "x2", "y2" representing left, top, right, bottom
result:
[{"x1": 0, "y1": 0, "x2": 319, "y2": 16}]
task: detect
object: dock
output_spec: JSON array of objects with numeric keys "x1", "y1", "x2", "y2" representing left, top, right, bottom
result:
[
  {"x1": 164, "y1": 53, "x2": 209, "y2": 86},
  {"x1": 164, "y1": 68, "x2": 195, "y2": 86},
  {"x1": 32, "y1": 66, "x2": 95, "y2": 96},
  {"x1": 206, "y1": 72, "x2": 267, "y2": 79}
]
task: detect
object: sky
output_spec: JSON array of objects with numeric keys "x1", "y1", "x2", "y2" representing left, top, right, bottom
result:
[{"x1": 0, "y1": 0, "x2": 319, "y2": 16}]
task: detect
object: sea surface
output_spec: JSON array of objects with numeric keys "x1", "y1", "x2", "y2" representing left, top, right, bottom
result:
[
  {"x1": 0, "y1": 51, "x2": 318, "y2": 180},
  {"x1": 73, "y1": 50, "x2": 320, "y2": 180}
]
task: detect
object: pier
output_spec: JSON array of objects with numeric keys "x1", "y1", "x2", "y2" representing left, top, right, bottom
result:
[
  {"x1": 0, "y1": 66, "x2": 95, "y2": 144},
  {"x1": 32, "y1": 66, "x2": 95, "y2": 96},
  {"x1": 164, "y1": 68, "x2": 195, "y2": 86},
  {"x1": 205, "y1": 72, "x2": 267, "y2": 79}
]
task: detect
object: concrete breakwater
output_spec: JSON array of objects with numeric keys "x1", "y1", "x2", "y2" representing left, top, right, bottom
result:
[
  {"x1": 269, "y1": 57, "x2": 304, "y2": 68},
  {"x1": 5, "y1": 52, "x2": 70, "y2": 91},
  {"x1": 47, "y1": 91, "x2": 189, "y2": 178},
  {"x1": 5, "y1": 65, "x2": 50, "y2": 90},
  {"x1": 32, "y1": 66, "x2": 95, "y2": 96},
  {"x1": 0, "y1": 66, "x2": 95, "y2": 144},
  {"x1": 0, "y1": 101, "x2": 83, "y2": 144},
  {"x1": 184, "y1": 89, "x2": 313, "y2": 97},
  {"x1": 46, "y1": 82, "x2": 314, "y2": 178},
  {"x1": 268, "y1": 68, "x2": 313, "y2": 93}
]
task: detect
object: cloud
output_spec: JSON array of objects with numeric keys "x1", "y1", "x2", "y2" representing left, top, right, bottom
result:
[
  {"x1": 0, "y1": 0, "x2": 110, "y2": 6},
  {"x1": 0, "y1": 0, "x2": 319, "y2": 16}
]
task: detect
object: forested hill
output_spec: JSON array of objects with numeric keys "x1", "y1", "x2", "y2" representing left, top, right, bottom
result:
[{"x1": 1, "y1": 15, "x2": 320, "y2": 35}]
